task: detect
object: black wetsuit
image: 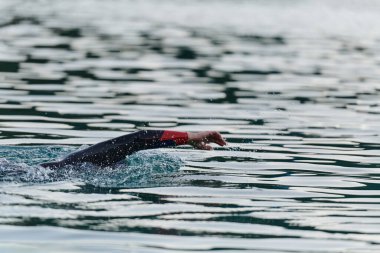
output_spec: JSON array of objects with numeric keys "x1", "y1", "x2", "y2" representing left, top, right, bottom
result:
[{"x1": 40, "y1": 130, "x2": 188, "y2": 169}]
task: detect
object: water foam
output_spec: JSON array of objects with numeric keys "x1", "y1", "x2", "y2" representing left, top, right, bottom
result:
[{"x1": 0, "y1": 146, "x2": 182, "y2": 187}]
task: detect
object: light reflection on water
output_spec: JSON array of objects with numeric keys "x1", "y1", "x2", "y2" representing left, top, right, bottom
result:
[{"x1": 1, "y1": 0, "x2": 380, "y2": 252}]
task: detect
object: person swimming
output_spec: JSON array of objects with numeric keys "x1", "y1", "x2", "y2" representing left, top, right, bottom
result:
[{"x1": 40, "y1": 130, "x2": 227, "y2": 169}]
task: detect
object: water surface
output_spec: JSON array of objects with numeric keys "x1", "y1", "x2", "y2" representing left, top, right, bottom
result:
[{"x1": 0, "y1": 0, "x2": 380, "y2": 252}]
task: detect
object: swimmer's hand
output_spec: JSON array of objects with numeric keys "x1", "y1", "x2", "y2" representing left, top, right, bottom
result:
[{"x1": 187, "y1": 131, "x2": 227, "y2": 150}]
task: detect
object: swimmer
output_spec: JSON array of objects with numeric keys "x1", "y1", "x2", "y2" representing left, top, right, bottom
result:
[{"x1": 40, "y1": 130, "x2": 227, "y2": 169}]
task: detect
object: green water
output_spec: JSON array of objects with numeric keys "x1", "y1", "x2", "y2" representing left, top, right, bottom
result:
[{"x1": 0, "y1": 0, "x2": 380, "y2": 252}]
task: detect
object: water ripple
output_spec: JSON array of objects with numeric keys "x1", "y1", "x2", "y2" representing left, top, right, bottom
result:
[{"x1": 0, "y1": 0, "x2": 380, "y2": 252}]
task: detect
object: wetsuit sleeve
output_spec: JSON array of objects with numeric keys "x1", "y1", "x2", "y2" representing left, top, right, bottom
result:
[
  {"x1": 123, "y1": 130, "x2": 188, "y2": 154},
  {"x1": 153, "y1": 130, "x2": 189, "y2": 147},
  {"x1": 40, "y1": 130, "x2": 189, "y2": 168}
]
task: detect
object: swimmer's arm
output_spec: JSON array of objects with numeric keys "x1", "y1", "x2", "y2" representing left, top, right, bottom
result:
[
  {"x1": 40, "y1": 130, "x2": 227, "y2": 169},
  {"x1": 138, "y1": 130, "x2": 227, "y2": 150},
  {"x1": 98, "y1": 130, "x2": 226, "y2": 162}
]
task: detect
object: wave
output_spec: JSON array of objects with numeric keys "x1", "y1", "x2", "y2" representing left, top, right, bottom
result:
[{"x1": 0, "y1": 146, "x2": 182, "y2": 187}]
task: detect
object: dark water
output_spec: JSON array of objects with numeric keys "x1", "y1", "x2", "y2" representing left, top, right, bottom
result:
[{"x1": 1, "y1": 0, "x2": 380, "y2": 252}]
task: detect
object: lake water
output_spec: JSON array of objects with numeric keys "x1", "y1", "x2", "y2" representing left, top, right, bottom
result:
[{"x1": 1, "y1": 0, "x2": 380, "y2": 252}]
